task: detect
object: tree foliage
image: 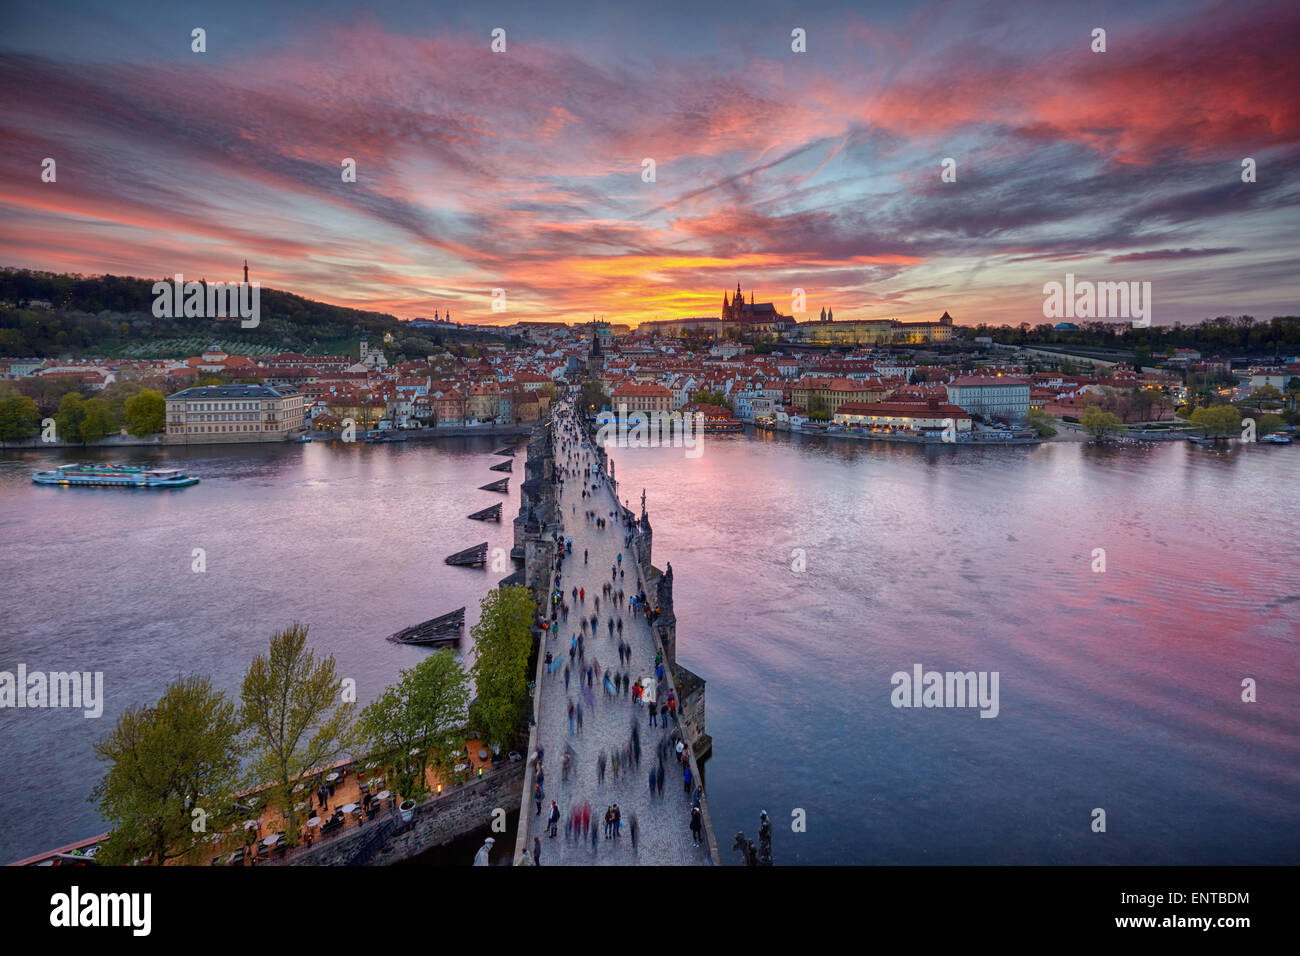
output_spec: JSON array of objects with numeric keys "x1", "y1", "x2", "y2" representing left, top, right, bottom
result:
[
  {"x1": 55, "y1": 391, "x2": 86, "y2": 443},
  {"x1": 1081, "y1": 405, "x2": 1124, "y2": 440},
  {"x1": 0, "y1": 394, "x2": 40, "y2": 441},
  {"x1": 90, "y1": 675, "x2": 244, "y2": 866},
  {"x1": 1025, "y1": 407, "x2": 1058, "y2": 438},
  {"x1": 80, "y1": 397, "x2": 116, "y2": 442},
  {"x1": 1189, "y1": 405, "x2": 1241, "y2": 438},
  {"x1": 359, "y1": 651, "x2": 470, "y2": 802},
  {"x1": 239, "y1": 623, "x2": 356, "y2": 846},
  {"x1": 469, "y1": 585, "x2": 536, "y2": 753},
  {"x1": 125, "y1": 388, "x2": 166, "y2": 436}
]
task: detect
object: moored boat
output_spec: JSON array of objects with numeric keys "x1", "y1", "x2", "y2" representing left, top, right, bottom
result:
[{"x1": 33, "y1": 464, "x2": 199, "y2": 488}]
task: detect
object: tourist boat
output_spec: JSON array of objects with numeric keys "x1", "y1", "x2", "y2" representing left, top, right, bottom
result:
[
  {"x1": 364, "y1": 430, "x2": 407, "y2": 443},
  {"x1": 32, "y1": 464, "x2": 200, "y2": 488},
  {"x1": 1260, "y1": 433, "x2": 1292, "y2": 444}
]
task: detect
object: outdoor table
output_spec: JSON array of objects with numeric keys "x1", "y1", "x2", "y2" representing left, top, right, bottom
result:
[
  {"x1": 294, "y1": 802, "x2": 309, "y2": 813},
  {"x1": 262, "y1": 834, "x2": 280, "y2": 847},
  {"x1": 326, "y1": 772, "x2": 338, "y2": 782},
  {"x1": 306, "y1": 817, "x2": 321, "y2": 829},
  {"x1": 478, "y1": 749, "x2": 489, "y2": 761},
  {"x1": 243, "y1": 820, "x2": 259, "y2": 831},
  {"x1": 341, "y1": 803, "x2": 358, "y2": 815},
  {"x1": 454, "y1": 763, "x2": 468, "y2": 773},
  {"x1": 376, "y1": 790, "x2": 390, "y2": 802}
]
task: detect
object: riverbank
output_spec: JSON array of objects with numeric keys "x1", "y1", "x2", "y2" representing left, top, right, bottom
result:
[
  {"x1": 1, "y1": 422, "x2": 534, "y2": 451},
  {"x1": 758, "y1": 424, "x2": 1044, "y2": 446}
]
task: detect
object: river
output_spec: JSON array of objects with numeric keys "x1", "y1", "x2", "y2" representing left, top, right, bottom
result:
[{"x1": 1, "y1": 432, "x2": 1297, "y2": 863}]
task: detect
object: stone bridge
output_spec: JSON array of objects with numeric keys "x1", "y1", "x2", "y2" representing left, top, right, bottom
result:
[{"x1": 509, "y1": 402, "x2": 718, "y2": 865}]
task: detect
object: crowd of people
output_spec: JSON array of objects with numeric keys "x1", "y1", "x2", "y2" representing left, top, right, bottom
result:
[{"x1": 520, "y1": 400, "x2": 707, "y2": 865}]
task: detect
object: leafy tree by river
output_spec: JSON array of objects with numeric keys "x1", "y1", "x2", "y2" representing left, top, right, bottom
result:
[
  {"x1": 0, "y1": 394, "x2": 40, "y2": 440},
  {"x1": 1189, "y1": 405, "x2": 1241, "y2": 438},
  {"x1": 469, "y1": 585, "x2": 537, "y2": 754},
  {"x1": 124, "y1": 388, "x2": 165, "y2": 436},
  {"x1": 239, "y1": 623, "x2": 357, "y2": 847},
  {"x1": 1081, "y1": 405, "x2": 1124, "y2": 440},
  {"x1": 90, "y1": 675, "x2": 244, "y2": 866},
  {"x1": 1025, "y1": 408, "x2": 1057, "y2": 438},
  {"x1": 359, "y1": 651, "x2": 470, "y2": 801}
]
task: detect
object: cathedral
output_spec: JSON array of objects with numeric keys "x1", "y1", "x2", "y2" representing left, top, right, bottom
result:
[{"x1": 721, "y1": 283, "x2": 782, "y2": 323}]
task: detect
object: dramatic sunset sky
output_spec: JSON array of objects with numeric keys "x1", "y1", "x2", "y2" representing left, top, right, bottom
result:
[{"x1": 2, "y1": 0, "x2": 1297, "y2": 327}]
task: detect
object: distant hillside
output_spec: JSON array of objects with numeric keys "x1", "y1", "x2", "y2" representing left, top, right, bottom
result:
[{"x1": 0, "y1": 268, "x2": 509, "y2": 358}]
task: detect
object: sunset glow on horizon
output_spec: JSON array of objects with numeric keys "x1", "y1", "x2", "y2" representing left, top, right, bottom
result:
[{"x1": 2, "y1": 0, "x2": 1298, "y2": 327}]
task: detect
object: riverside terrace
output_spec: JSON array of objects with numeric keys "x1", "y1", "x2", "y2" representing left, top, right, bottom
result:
[{"x1": 10, "y1": 737, "x2": 502, "y2": 867}]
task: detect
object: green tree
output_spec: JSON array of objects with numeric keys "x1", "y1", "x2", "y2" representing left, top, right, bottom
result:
[
  {"x1": 90, "y1": 675, "x2": 244, "y2": 866},
  {"x1": 0, "y1": 394, "x2": 41, "y2": 441},
  {"x1": 1256, "y1": 412, "x2": 1285, "y2": 436},
  {"x1": 1081, "y1": 405, "x2": 1124, "y2": 440},
  {"x1": 359, "y1": 651, "x2": 470, "y2": 802},
  {"x1": 239, "y1": 623, "x2": 356, "y2": 847},
  {"x1": 806, "y1": 394, "x2": 829, "y2": 421},
  {"x1": 79, "y1": 396, "x2": 116, "y2": 442},
  {"x1": 124, "y1": 388, "x2": 166, "y2": 436},
  {"x1": 1190, "y1": 405, "x2": 1241, "y2": 438},
  {"x1": 1251, "y1": 384, "x2": 1282, "y2": 403},
  {"x1": 54, "y1": 391, "x2": 87, "y2": 443},
  {"x1": 469, "y1": 585, "x2": 536, "y2": 753},
  {"x1": 100, "y1": 380, "x2": 144, "y2": 422},
  {"x1": 691, "y1": 388, "x2": 728, "y2": 407},
  {"x1": 1025, "y1": 407, "x2": 1058, "y2": 438}
]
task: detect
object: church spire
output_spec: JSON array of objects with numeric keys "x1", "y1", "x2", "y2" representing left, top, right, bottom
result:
[{"x1": 243, "y1": 259, "x2": 248, "y2": 284}]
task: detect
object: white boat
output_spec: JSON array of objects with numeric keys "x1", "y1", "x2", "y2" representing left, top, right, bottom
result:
[{"x1": 33, "y1": 463, "x2": 200, "y2": 488}]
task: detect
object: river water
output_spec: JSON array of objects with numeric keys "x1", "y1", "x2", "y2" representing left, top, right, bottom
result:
[{"x1": 1, "y1": 433, "x2": 1297, "y2": 863}]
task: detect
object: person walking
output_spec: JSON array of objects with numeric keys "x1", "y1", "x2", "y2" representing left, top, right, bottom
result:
[
  {"x1": 630, "y1": 813, "x2": 639, "y2": 854},
  {"x1": 690, "y1": 806, "x2": 703, "y2": 847},
  {"x1": 473, "y1": 837, "x2": 494, "y2": 866},
  {"x1": 576, "y1": 702, "x2": 584, "y2": 734},
  {"x1": 683, "y1": 763, "x2": 692, "y2": 795},
  {"x1": 568, "y1": 700, "x2": 574, "y2": 734},
  {"x1": 535, "y1": 782, "x2": 544, "y2": 815},
  {"x1": 548, "y1": 801, "x2": 560, "y2": 838},
  {"x1": 534, "y1": 834, "x2": 543, "y2": 865}
]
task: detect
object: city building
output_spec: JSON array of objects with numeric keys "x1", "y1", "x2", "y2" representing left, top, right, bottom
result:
[
  {"x1": 833, "y1": 401, "x2": 973, "y2": 433},
  {"x1": 944, "y1": 376, "x2": 1031, "y2": 420},
  {"x1": 790, "y1": 377, "x2": 886, "y2": 416},
  {"x1": 165, "y1": 384, "x2": 306, "y2": 444},
  {"x1": 611, "y1": 382, "x2": 673, "y2": 414}
]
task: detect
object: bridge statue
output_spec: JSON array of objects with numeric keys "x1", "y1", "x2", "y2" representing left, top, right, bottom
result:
[
  {"x1": 733, "y1": 811, "x2": 773, "y2": 866},
  {"x1": 732, "y1": 831, "x2": 757, "y2": 867},
  {"x1": 758, "y1": 810, "x2": 773, "y2": 866}
]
